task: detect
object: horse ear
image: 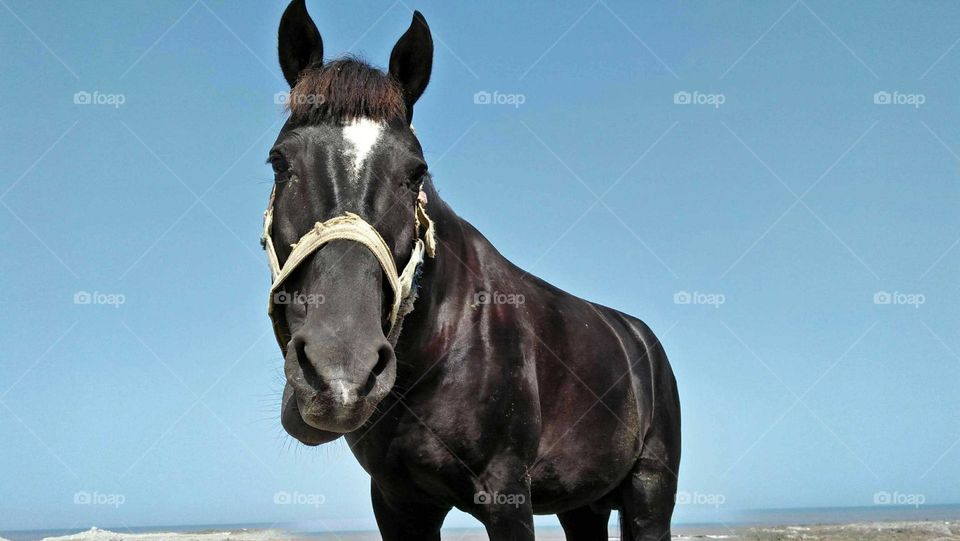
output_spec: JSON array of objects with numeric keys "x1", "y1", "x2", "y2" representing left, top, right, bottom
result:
[
  {"x1": 389, "y1": 11, "x2": 433, "y2": 122},
  {"x1": 278, "y1": 0, "x2": 323, "y2": 88}
]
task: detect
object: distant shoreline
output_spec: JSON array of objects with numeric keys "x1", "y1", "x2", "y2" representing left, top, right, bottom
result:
[
  {"x1": 4, "y1": 505, "x2": 960, "y2": 541},
  {"x1": 3, "y1": 520, "x2": 960, "y2": 541}
]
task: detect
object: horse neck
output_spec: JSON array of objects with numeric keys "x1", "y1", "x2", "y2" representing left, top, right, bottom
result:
[{"x1": 393, "y1": 178, "x2": 480, "y2": 372}]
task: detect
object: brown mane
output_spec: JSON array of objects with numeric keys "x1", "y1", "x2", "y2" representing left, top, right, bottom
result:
[{"x1": 287, "y1": 57, "x2": 406, "y2": 125}]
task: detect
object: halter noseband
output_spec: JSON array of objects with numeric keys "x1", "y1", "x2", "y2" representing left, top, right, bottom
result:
[{"x1": 261, "y1": 188, "x2": 436, "y2": 353}]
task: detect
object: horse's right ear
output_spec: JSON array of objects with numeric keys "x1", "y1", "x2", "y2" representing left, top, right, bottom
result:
[{"x1": 278, "y1": 0, "x2": 323, "y2": 88}]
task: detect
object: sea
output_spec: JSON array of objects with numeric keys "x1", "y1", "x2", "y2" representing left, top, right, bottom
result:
[{"x1": 3, "y1": 504, "x2": 960, "y2": 541}]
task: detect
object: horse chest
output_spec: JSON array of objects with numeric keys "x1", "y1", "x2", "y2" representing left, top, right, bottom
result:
[{"x1": 348, "y1": 418, "x2": 472, "y2": 502}]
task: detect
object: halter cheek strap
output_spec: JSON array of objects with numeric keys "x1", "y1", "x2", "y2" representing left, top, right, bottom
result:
[{"x1": 261, "y1": 188, "x2": 437, "y2": 352}]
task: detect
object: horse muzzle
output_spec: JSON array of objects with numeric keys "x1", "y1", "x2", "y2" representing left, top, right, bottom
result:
[{"x1": 283, "y1": 335, "x2": 397, "y2": 434}]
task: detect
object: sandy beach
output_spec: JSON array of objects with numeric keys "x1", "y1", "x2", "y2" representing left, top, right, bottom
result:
[
  {"x1": 35, "y1": 529, "x2": 291, "y2": 541},
  {"x1": 677, "y1": 521, "x2": 960, "y2": 540},
  {"x1": 4, "y1": 521, "x2": 957, "y2": 541}
]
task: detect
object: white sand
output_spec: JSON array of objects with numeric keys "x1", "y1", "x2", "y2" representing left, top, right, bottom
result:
[{"x1": 41, "y1": 527, "x2": 290, "y2": 541}]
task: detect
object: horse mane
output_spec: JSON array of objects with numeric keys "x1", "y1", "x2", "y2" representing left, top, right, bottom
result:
[{"x1": 287, "y1": 56, "x2": 406, "y2": 125}]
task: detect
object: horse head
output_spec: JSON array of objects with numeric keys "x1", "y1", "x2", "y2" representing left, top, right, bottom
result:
[{"x1": 266, "y1": 0, "x2": 434, "y2": 444}]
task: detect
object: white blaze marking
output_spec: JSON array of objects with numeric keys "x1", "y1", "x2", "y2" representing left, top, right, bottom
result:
[{"x1": 341, "y1": 118, "x2": 383, "y2": 180}]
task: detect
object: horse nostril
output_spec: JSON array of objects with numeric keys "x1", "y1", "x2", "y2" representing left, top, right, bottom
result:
[
  {"x1": 296, "y1": 339, "x2": 323, "y2": 390},
  {"x1": 361, "y1": 345, "x2": 393, "y2": 397}
]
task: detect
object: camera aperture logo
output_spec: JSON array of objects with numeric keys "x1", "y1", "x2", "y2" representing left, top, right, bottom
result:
[
  {"x1": 873, "y1": 491, "x2": 925, "y2": 508},
  {"x1": 675, "y1": 490, "x2": 726, "y2": 508},
  {"x1": 474, "y1": 490, "x2": 526, "y2": 508},
  {"x1": 473, "y1": 90, "x2": 526, "y2": 108},
  {"x1": 274, "y1": 91, "x2": 326, "y2": 107},
  {"x1": 74, "y1": 491, "x2": 125, "y2": 508},
  {"x1": 73, "y1": 91, "x2": 126, "y2": 108},
  {"x1": 873, "y1": 290, "x2": 924, "y2": 308},
  {"x1": 473, "y1": 290, "x2": 525, "y2": 307},
  {"x1": 273, "y1": 491, "x2": 325, "y2": 508},
  {"x1": 74, "y1": 291, "x2": 126, "y2": 308},
  {"x1": 673, "y1": 90, "x2": 725, "y2": 108},
  {"x1": 673, "y1": 290, "x2": 725, "y2": 308},
  {"x1": 273, "y1": 290, "x2": 325, "y2": 307},
  {"x1": 873, "y1": 91, "x2": 925, "y2": 108}
]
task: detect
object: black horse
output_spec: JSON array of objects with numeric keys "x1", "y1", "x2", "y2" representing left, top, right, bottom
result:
[{"x1": 264, "y1": 2, "x2": 681, "y2": 539}]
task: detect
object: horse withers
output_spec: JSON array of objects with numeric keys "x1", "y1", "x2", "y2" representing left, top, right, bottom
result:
[{"x1": 263, "y1": 1, "x2": 681, "y2": 539}]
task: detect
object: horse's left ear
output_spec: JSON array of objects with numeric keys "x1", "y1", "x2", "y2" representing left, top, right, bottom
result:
[{"x1": 389, "y1": 11, "x2": 433, "y2": 122}]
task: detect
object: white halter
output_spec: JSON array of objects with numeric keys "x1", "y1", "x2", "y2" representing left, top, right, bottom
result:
[{"x1": 262, "y1": 188, "x2": 436, "y2": 351}]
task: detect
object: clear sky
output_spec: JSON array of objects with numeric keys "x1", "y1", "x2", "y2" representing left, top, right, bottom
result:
[{"x1": 1, "y1": 0, "x2": 959, "y2": 533}]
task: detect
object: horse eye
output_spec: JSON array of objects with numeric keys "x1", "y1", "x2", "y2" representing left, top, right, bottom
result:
[
  {"x1": 405, "y1": 164, "x2": 427, "y2": 188},
  {"x1": 269, "y1": 154, "x2": 290, "y2": 175}
]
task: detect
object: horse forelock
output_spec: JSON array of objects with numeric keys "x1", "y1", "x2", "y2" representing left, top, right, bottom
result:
[{"x1": 287, "y1": 57, "x2": 406, "y2": 125}]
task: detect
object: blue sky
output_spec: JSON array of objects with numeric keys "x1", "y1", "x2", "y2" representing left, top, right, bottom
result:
[{"x1": 1, "y1": 0, "x2": 959, "y2": 533}]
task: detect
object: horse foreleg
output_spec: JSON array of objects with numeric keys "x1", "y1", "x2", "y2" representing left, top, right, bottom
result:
[
  {"x1": 474, "y1": 495, "x2": 535, "y2": 541},
  {"x1": 371, "y1": 481, "x2": 450, "y2": 541},
  {"x1": 557, "y1": 505, "x2": 611, "y2": 541},
  {"x1": 466, "y1": 468, "x2": 535, "y2": 541}
]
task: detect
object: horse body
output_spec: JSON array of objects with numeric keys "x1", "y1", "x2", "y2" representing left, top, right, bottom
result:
[
  {"x1": 265, "y1": 2, "x2": 680, "y2": 539},
  {"x1": 345, "y1": 185, "x2": 681, "y2": 538}
]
